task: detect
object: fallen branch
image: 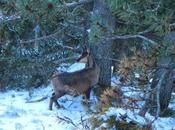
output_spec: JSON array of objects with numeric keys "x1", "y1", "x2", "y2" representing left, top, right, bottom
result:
[
  {"x1": 26, "y1": 96, "x2": 48, "y2": 103},
  {"x1": 57, "y1": 115, "x2": 77, "y2": 128}
]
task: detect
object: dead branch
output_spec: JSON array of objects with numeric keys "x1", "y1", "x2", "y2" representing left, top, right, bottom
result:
[
  {"x1": 26, "y1": 96, "x2": 48, "y2": 103},
  {"x1": 107, "y1": 34, "x2": 157, "y2": 45},
  {"x1": 57, "y1": 115, "x2": 77, "y2": 128},
  {"x1": 104, "y1": 26, "x2": 157, "y2": 45}
]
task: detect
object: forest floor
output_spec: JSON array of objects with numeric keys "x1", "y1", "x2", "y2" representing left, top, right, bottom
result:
[
  {"x1": 0, "y1": 63, "x2": 175, "y2": 130},
  {"x1": 0, "y1": 86, "x2": 90, "y2": 130}
]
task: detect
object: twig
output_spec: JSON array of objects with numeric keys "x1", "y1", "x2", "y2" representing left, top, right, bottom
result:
[
  {"x1": 40, "y1": 122, "x2": 46, "y2": 130},
  {"x1": 79, "y1": 114, "x2": 90, "y2": 130}
]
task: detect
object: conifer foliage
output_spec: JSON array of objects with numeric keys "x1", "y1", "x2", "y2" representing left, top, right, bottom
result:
[{"x1": 0, "y1": 0, "x2": 86, "y2": 89}]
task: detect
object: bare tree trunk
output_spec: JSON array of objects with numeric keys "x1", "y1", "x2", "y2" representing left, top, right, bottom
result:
[
  {"x1": 139, "y1": 60, "x2": 174, "y2": 117},
  {"x1": 139, "y1": 32, "x2": 175, "y2": 116},
  {"x1": 92, "y1": 43, "x2": 112, "y2": 86},
  {"x1": 151, "y1": 66, "x2": 174, "y2": 116},
  {"x1": 90, "y1": 0, "x2": 115, "y2": 87}
]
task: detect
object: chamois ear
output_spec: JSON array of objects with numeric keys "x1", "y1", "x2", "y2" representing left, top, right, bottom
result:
[
  {"x1": 77, "y1": 46, "x2": 89, "y2": 63},
  {"x1": 82, "y1": 45, "x2": 91, "y2": 53},
  {"x1": 86, "y1": 48, "x2": 90, "y2": 54},
  {"x1": 83, "y1": 45, "x2": 90, "y2": 55},
  {"x1": 82, "y1": 46, "x2": 87, "y2": 52}
]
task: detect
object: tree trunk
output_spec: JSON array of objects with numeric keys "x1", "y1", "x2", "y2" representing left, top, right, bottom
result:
[
  {"x1": 90, "y1": 0, "x2": 115, "y2": 87},
  {"x1": 92, "y1": 43, "x2": 112, "y2": 86},
  {"x1": 139, "y1": 58, "x2": 175, "y2": 117},
  {"x1": 150, "y1": 60, "x2": 174, "y2": 116},
  {"x1": 139, "y1": 32, "x2": 175, "y2": 116}
]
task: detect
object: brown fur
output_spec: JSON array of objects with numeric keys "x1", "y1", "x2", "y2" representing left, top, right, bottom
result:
[{"x1": 49, "y1": 50, "x2": 100, "y2": 110}]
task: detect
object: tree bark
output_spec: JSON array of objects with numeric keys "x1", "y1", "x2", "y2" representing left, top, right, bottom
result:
[
  {"x1": 150, "y1": 61, "x2": 174, "y2": 116},
  {"x1": 139, "y1": 32, "x2": 175, "y2": 116},
  {"x1": 139, "y1": 58, "x2": 175, "y2": 117},
  {"x1": 90, "y1": 0, "x2": 115, "y2": 86}
]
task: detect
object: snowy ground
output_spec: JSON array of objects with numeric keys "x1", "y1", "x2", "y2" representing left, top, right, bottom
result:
[
  {"x1": 0, "y1": 63, "x2": 175, "y2": 130},
  {"x1": 0, "y1": 86, "x2": 91, "y2": 130},
  {"x1": 0, "y1": 63, "x2": 91, "y2": 130}
]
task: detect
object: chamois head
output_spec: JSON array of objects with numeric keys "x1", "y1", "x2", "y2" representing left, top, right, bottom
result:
[{"x1": 77, "y1": 47, "x2": 90, "y2": 63}]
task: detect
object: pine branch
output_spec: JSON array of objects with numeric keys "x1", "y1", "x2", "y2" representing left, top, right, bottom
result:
[
  {"x1": 0, "y1": 14, "x2": 21, "y2": 25},
  {"x1": 19, "y1": 28, "x2": 81, "y2": 53},
  {"x1": 19, "y1": 29, "x2": 64, "y2": 44},
  {"x1": 61, "y1": 0, "x2": 93, "y2": 9},
  {"x1": 0, "y1": 0, "x2": 93, "y2": 25}
]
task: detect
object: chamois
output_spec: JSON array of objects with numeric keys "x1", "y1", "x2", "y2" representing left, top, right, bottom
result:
[{"x1": 49, "y1": 48, "x2": 100, "y2": 110}]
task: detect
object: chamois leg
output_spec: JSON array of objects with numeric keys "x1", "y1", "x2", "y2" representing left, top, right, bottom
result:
[
  {"x1": 85, "y1": 88, "x2": 91, "y2": 100},
  {"x1": 82, "y1": 88, "x2": 91, "y2": 105},
  {"x1": 49, "y1": 92, "x2": 57, "y2": 110},
  {"x1": 49, "y1": 92, "x2": 64, "y2": 110}
]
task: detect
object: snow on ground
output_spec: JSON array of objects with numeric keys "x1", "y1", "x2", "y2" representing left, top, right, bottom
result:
[
  {"x1": 0, "y1": 63, "x2": 90, "y2": 130},
  {"x1": 0, "y1": 86, "x2": 90, "y2": 130},
  {"x1": 0, "y1": 63, "x2": 175, "y2": 130},
  {"x1": 98, "y1": 107, "x2": 175, "y2": 130},
  {"x1": 110, "y1": 76, "x2": 175, "y2": 130},
  {"x1": 152, "y1": 117, "x2": 175, "y2": 130}
]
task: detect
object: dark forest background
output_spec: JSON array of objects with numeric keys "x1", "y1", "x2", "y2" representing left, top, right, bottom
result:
[{"x1": 1, "y1": 0, "x2": 175, "y2": 129}]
